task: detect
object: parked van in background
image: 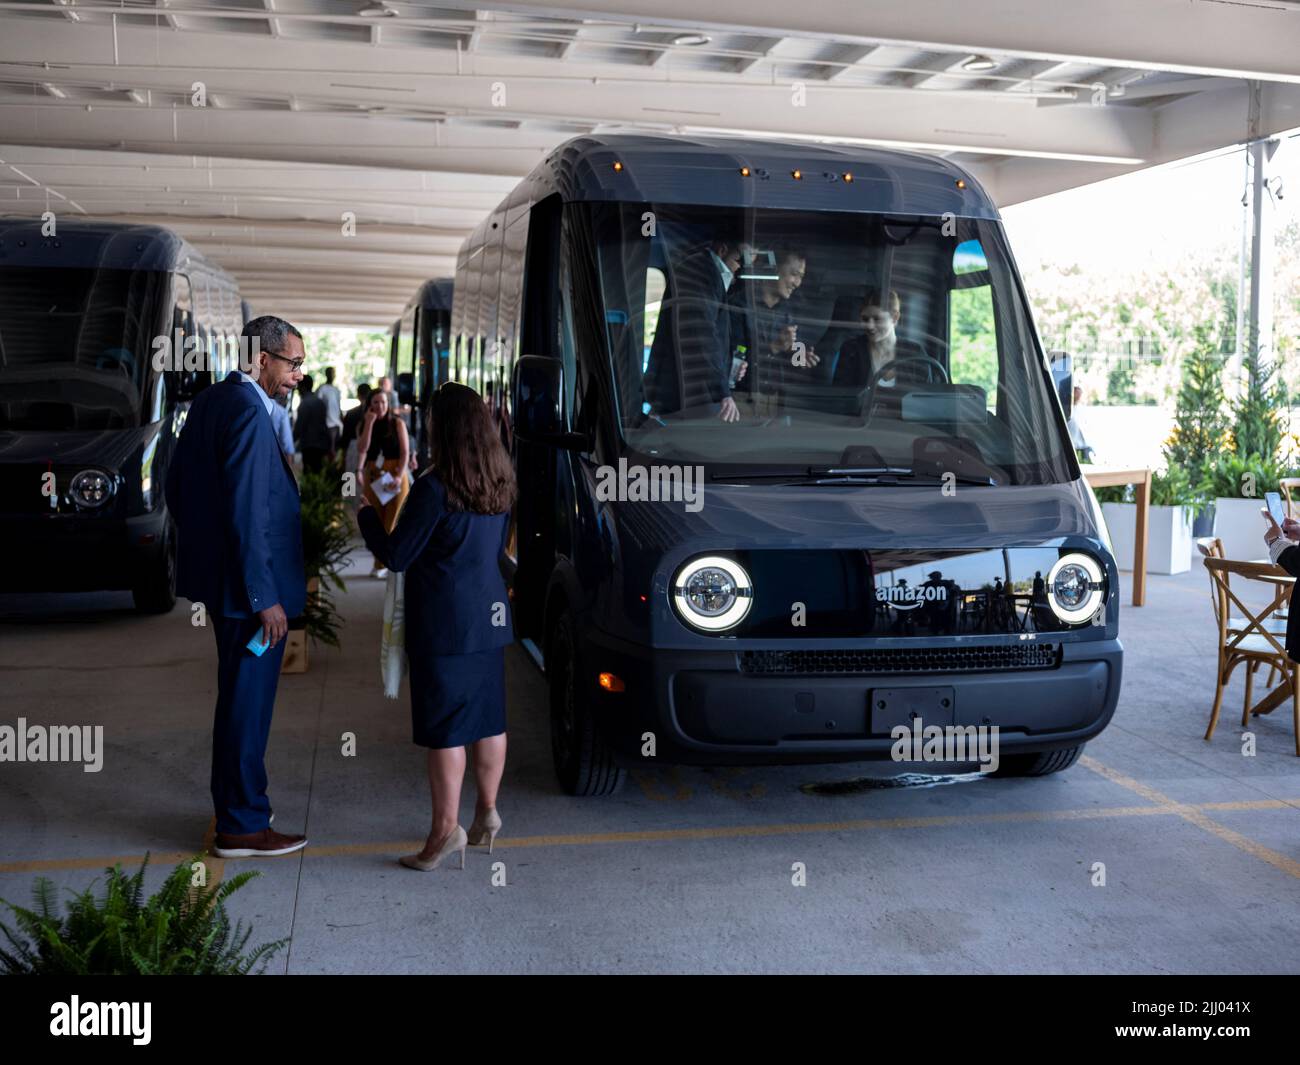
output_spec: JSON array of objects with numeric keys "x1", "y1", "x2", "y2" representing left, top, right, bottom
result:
[{"x1": 0, "y1": 219, "x2": 244, "y2": 612}]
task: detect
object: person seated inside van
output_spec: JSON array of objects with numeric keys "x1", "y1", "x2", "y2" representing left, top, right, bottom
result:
[
  {"x1": 831, "y1": 288, "x2": 934, "y2": 391},
  {"x1": 731, "y1": 245, "x2": 820, "y2": 404}
]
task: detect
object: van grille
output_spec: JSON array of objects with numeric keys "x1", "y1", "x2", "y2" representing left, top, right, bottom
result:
[
  {"x1": 739, "y1": 643, "x2": 1061, "y2": 675},
  {"x1": 0, "y1": 465, "x2": 53, "y2": 514}
]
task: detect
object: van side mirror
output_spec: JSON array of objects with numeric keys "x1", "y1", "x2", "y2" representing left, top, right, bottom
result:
[
  {"x1": 1048, "y1": 350, "x2": 1072, "y2": 420},
  {"x1": 511, "y1": 354, "x2": 589, "y2": 451}
]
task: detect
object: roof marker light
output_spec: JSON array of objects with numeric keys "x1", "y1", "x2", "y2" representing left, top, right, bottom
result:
[{"x1": 791, "y1": 169, "x2": 802, "y2": 180}]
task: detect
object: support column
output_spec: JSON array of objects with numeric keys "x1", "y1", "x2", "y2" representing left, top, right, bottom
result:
[{"x1": 1238, "y1": 81, "x2": 1279, "y2": 378}]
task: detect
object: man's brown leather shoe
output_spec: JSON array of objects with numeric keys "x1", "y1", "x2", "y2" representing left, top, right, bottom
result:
[{"x1": 212, "y1": 828, "x2": 307, "y2": 858}]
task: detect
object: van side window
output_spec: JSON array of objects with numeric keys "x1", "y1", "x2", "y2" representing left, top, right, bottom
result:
[
  {"x1": 558, "y1": 244, "x2": 579, "y2": 422},
  {"x1": 172, "y1": 273, "x2": 193, "y2": 338},
  {"x1": 642, "y1": 267, "x2": 666, "y2": 370},
  {"x1": 949, "y1": 239, "x2": 998, "y2": 410}
]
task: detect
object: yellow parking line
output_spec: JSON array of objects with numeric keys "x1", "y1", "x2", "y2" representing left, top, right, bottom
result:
[
  {"x1": 0, "y1": 850, "x2": 198, "y2": 875},
  {"x1": 1080, "y1": 755, "x2": 1300, "y2": 880},
  {"x1": 2, "y1": 795, "x2": 1297, "y2": 875}
]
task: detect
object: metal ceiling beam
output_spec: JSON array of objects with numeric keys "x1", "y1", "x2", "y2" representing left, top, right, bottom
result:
[{"x1": 462, "y1": 0, "x2": 1300, "y2": 83}]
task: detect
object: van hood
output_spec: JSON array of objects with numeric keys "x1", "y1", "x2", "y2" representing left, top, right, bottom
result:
[
  {"x1": 601, "y1": 476, "x2": 1100, "y2": 556},
  {"x1": 0, "y1": 425, "x2": 158, "y2": 470}
]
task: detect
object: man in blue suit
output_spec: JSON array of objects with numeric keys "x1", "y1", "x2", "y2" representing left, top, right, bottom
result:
[{"x1": 165, "y1": 316, "x2": 309, "y2": 858}]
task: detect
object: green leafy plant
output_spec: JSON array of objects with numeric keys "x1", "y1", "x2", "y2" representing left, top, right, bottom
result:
[
  {"x1": 1093, "y1": 484, "x2": 1131, "y2": 504},
  {"x1": 1163, "y1": 325, "x2": 1229, "y2": 486},
  {"x1": 1197, "y1": 451, "x2": 1286, "y2": 501},
  {"x1": 0, "y1": 855, "x2": 285, "y2": 975},
  {"x1": 298, "y1": 465, "x2": 351, "y2": 647},
  {"x1": 1232, "y1": 343, "x2": 1288, "y2": 465},
  {"x1": 1150, "y1": 464, "x2": 1203, "y2": 508}
]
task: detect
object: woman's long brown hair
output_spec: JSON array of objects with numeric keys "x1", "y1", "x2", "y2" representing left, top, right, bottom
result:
[{"x1": 428, "y1": 381, "x2": 516, "y2": 515}]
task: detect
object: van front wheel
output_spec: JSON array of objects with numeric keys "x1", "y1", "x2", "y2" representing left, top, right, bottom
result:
[
  {"x1": 990, "y1": 745, "x2": 1084, "y2": 777},
  {"x1": 548, "y1": 612, "x2": 624, "y2": 797}
]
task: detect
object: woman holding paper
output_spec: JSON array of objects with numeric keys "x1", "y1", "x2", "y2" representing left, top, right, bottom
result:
[
  {"x1": 357, "y1": 382, "x2": 515, "y2": 871},
  {"x1": 357, "y1": 389, "x2": 411, "y2": 577}
]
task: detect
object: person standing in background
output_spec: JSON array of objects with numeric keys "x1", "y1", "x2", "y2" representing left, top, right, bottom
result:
[
  {"x1": 357, "y1": 389, "x2": 411, "y2": 578},
  {"x1": 339, "y1": 383, "x2": 372, "y2": 483},
  {"x1": 317, "y1": 366, "x2": 343, "y2": 460},
  {"x1": 293, "y1": 375, "x2": 330, "y2": 474},
  {"x1": 377, "y1": 375, "x2": 407, "y2": 427},
  {"x1": 1067, "y1": 385, "x2": 1094, "y2": 463}
]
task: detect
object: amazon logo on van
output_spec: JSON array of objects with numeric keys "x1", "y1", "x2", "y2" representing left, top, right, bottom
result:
[{"x1": 875, "y1": 584, "x2": 947, "y2": 610}]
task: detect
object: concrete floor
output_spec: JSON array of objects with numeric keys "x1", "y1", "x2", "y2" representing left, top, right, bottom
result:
[{"x1": 2, "y1": 549, "x2": 1299, "y2": 974}]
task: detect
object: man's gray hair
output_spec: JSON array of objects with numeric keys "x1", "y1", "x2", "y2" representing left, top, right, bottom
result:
[{"x1": 242, "y1": 315, "x2": 302, "y2": 357}]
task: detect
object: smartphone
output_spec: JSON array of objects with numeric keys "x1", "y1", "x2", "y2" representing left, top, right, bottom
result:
[
  {"x1": 246, "y1": 628, "x2": 271, "y2": 657},
  {"x1": 1265, "y1": 491, "x2": 1286, "y2": 526}
]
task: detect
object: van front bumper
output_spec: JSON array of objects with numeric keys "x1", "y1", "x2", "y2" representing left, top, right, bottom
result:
[
  {"x1": 582, "y1": 630, "x2": 1122, "y2": 767},
  {"x1": 0, "y1": 510, "x2": 168, "y2": 593}
]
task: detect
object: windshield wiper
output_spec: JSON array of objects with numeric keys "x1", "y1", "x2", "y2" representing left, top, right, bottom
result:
[
  {"x1": 710, "y1": 465, "x2": 907, "y2": 482},
  {"x1": 710, "y1": 465, "x2": 999, "y2": 486}
]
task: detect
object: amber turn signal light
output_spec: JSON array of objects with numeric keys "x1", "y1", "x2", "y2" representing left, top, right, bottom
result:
[{"x1": 599, "y1": 672, "x2": 625, "y2": 692}]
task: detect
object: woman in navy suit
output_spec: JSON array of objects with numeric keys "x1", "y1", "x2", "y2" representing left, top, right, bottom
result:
[{"x1": 358, "y1": 382, "x2": 516, "y2": 870}]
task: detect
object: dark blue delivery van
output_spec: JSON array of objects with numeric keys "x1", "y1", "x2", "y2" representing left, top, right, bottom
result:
[
  {"x1": 0, "y1": 220, "x2": 244, "y2": 612},
  {"x1": 447, "y1": 134, "x2": 1121, "y2": 795}
]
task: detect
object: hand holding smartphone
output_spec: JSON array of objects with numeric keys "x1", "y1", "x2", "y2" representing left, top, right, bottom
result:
[{"x1": 1265, "y1": 491, "x2": 1286, "y2": 526}]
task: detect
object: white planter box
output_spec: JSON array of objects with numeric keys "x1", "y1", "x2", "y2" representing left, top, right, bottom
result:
[
  {"x1": 1212, "y1": 496, "x2": 1273, "y2": 562},
  {"x1": 1100, "y1": 502, "x2": 1193, "y2": 575}
]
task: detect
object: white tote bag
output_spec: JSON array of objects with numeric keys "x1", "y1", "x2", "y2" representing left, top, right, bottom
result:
[{"x1": 380, "y1": 569, "x2": 407, "y2": 699}]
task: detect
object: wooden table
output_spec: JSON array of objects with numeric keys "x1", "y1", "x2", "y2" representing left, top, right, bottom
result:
[{"x1": 1082, "y1": 464, "x2": 1151, "y2": 607}]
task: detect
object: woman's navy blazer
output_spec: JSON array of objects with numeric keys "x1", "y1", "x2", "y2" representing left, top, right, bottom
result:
[{"x1": 358, "y1": 471, "x2": 513, "y2": 655}]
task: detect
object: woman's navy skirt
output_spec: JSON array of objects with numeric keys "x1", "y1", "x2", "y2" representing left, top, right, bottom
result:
[{"x1": 408, "y1": 647, "x2": 506, "y2": 749}]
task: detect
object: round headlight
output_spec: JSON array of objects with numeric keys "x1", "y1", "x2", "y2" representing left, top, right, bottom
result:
[
  {"x1": 69, "y1": 469, "x2": 115, "y2": 509},
  {"x1": 672, "y1": 555, "x2": 753, "y2": 631},
  {"x1": 1047, "y1": 552, "x2": 1104, "y2": 624}
]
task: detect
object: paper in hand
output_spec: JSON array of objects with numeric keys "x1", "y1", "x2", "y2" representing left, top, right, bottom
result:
[{"x1": 372, "y1": 471, "x2": 400, "y2": 506}]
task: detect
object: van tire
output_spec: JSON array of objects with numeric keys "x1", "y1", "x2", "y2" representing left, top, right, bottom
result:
[
  {"x1": 132, "y1": 521, "x2": 177, "y2": 614},
  {"x1": 548, "y1": 611, "x2": 623, "y2": 796},
  {"x1": 991, "y1": 744, "x2": 1084, "y2": 777}
]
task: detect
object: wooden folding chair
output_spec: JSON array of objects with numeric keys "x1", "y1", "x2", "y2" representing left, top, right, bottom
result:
[
  {"x1": 1197, "y1": 537, "x2": 1286, "y2": 643},
  {"x1": 1280, "y1": 477, "x2": 1300, "y2": 519},
  {"x1": 1201, "y1": 555, "x2": 1300, "y2": 755}
]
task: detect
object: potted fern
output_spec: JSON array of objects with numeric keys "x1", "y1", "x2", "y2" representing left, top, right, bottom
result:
[
  {"x1": 284, "y1": 465, "x2": 350, "y2": 674},
  {"x1": 0, "y1": 855, "x2": 285, "y2": 974}
]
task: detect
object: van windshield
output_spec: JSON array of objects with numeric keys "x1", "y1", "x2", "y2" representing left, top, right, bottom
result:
[
  {"x1": 0, "y1": 266, "x2": 168, "y2": 431},
  {"x1": 580, "y1": 202, "x2": 1074, "y2": 485}
]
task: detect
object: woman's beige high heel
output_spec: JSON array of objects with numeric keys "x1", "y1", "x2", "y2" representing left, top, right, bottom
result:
[
  {"x1": 467, "y1": 808, "x2": 502, "y2": 853},
  {"x1": 399, "y1": 825, "x2": 467, "y2": 871}
]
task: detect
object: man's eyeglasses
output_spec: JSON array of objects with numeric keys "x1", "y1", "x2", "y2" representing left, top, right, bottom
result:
[{"x1": 265, "y1": 350, "x2": 306, "y2": 372}]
